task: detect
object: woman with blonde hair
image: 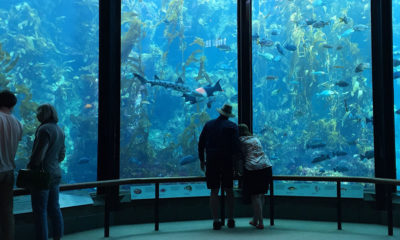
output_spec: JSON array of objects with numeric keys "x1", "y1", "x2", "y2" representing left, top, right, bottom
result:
[
  {"x1": 238, "y1": 123, "x2": 272, "y2": 229},
  {"x1": 28, "y1": 104, "x2": 65, "y2": 240}
]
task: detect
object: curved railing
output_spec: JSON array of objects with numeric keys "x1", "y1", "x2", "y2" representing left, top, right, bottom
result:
[{"x1": 13, "y1": 175, "x2": 400, "y2": 238}]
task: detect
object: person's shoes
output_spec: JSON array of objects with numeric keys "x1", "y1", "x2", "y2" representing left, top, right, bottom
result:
[
  {"x1": 213, "y1": 221, "x2": 222, "y2": 230},
  {"x1": 249, "y1": 220, "x2": 257, "y2": 227},
  {"x1": 256, "y1": 224, "x2": 264, "y2": 229},
  {"x1": 227, "y1": 219, "x2": 235, "y2": 228}
]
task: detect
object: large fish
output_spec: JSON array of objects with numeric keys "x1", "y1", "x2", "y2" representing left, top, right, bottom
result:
[
  {"x1": 133, "y1": 73, "x2": 222, "y2": 107},
  {"x1": 182, "y1": 92, "x2": 216, "y2": 109},
  {"x1": 316, "y1": 90, "x2": 337, "y2": 97},
  {"x1": 353, "y1": 24, "x2": 369, "y2": 31},
  {"x1": 194, "y1": 80, "x2": 223, "y2": 97},
  {"x1": 394, "y1": 59, "x2": 400, "y2": 67},
  {"x1": 295, "y1": 19, "x2": 316, "y2": 27},
  {"x1": 331, "y1": 151, "x2": 347, "y2": 157},
  {"x1": 312, "y1": 154, "x2": 330, "y2": 163},
  {"x1": 335, "y1": 81, "x2": 350, "y2": 87},
  {"x1": 360, "y1": 150, "x2": 374, "y2": 160},
  {"x1": 312, "y1": 21, "x2": 329, "y2": 28},
  {"x1": 252, "y1": 33, "x2": 260, "y2": 41},
  {"x1": 337, "y1": 28, "x2": 354, "y2": 40},
  {"x1": 394, "y1": 71, "x2": 400, "y2": 79},
  {"x1": 284, "y1": 43, "x2": 297, "y2": 51},
  {"x1": 257, "y1": 38, "x2": 274, "y2": 47},
  {"x1": 333, "y1": 166, "x2": 349, "y2": 172},
  {"x1": 134, "y1": 73, "x2": 192, "y2": 92},
  {"x1": 305, "y1": 19, "x2": 317, "y2": 25},
  {"x1": 179, "y1": 155, "x2": 197, "y2": 165},
  {"x1": 355, "y1": 63, "x2": 370, "y2": 73},
  {"x1": 339, "y1": 16, "x2": 349, "y2": 24},
  {"x1": 259, "y1": 52, "x2": 274, "y2": 60},
  {"x1": 306, "y1": 142, "x2": 326, "y2": 149},
  {"x1": 306, "y1": 139, "x2": 326, "y2": 149},
  {"x1": 270, "y1": 29, "x2": 280, "y2": 35},
  {"x1": 276, "y1": 43, "x2": 285, "y2": 55}
]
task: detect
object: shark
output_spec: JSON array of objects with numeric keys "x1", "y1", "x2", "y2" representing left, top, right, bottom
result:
[{"x1": 132, "y1": 73, "x2": 223, "y2": 107}]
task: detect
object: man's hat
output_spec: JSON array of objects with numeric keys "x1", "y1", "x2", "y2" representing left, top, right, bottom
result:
[{"x1": 217, "y1": 104, "x2": 235, "y2": 118}]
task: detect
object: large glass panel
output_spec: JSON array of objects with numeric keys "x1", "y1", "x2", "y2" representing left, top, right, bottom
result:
[
  {"x1": 393, "y1": 0, "x2": 400, "y2": 182},
  {"x1": 252, "y1": 0, "x2": 374, "y2": 178},
  {"x1": 120, "y1": 0, "x2": 238, "y2": 180},
  {"x1": 0, "y1": 1, "x2": 99, "y2": 185}
]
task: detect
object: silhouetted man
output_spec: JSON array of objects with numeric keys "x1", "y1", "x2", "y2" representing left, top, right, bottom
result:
[
  {"x1": 0, "y1": 90, "x2": 23, "y2": 240},
  {"x1": 198, "y1": 103, "x2": 239, "y2": 230}
]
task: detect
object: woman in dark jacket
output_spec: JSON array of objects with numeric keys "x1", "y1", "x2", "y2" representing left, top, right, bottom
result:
[{"x1": 28, "y1": 104, "x2": 65, "y2": 240}]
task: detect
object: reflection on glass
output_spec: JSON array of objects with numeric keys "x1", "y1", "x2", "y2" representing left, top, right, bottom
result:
[
  {"x1": 120, "y1": 0, "x2": 238, "y2": 178},
  {"x1": 393, "y1": 0, "x2": 400, "y2": 181},
  {"x1": 252, "y1": 0, "x2": 374, "y2": 177},
  {"x1": 0, "y1": 1, "x2": 99, "y2": 184}
]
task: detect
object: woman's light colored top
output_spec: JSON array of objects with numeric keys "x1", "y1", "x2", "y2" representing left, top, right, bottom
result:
[{"x1": 240, "y1": 136, "x2": 272, "y2": 171}]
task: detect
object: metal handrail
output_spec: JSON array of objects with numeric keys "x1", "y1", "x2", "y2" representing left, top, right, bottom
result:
[
  {"x1": 13, "y1": 175, "x2": 400, "y2": 238},
  {"x1": 273, "y1": 175, "x2": 400, "y2": 185},
  {"x1": 13, "y1": 175, "x2": 400, "y2": 195},
  {"x1": 13, "y1": 176, "x2": 207, "y2": 196}
]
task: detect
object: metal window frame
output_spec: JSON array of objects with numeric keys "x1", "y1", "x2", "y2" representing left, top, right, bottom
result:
[
  {"x1": 371, "y1": 0, "x2": 395, "y2": 208},
  {"x1": 98, "y1": 0, "x2": 121, "y2": 197},
  {"x1": 238, "y1": 0, "x2": 253, "y2": 130}
]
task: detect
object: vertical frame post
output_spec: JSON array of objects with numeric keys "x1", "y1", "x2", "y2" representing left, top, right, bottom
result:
[
  {"x1": 337, "y1": 181, "x2": 342, "y2": 230},
  {"x1": 237, "y1": 0, "x2": 253, "y2": 129},
  {"x1": 98, "y1": 0, "x2": 121, "y2": 236},
  {"x1": 370, "y1": 0, "x2": 395, "y2": 209},
  {"x1": 98, "y1": 0, "x2": 121, "y2": 184},
  {"x1": 270, "y1": 180, "x2": 274, "y2": 226},
  {"x1": 104, "y1": 188, "x2": 110, "y2": 237},
  {"x1": 155, "y1": 183, "x2": 160, "y2": 231},
  {"x1": 387, "y1": 185, "x2": 393, "y2": 236}
]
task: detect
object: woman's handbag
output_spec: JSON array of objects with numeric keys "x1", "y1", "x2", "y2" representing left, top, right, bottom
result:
[{"x1": 16, "y1": 168, "x2": 51, "y2": 190}]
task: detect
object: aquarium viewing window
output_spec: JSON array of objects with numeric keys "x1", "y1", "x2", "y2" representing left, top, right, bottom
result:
[
  {"x1": 0, "y1": 1, "x2": 99, "y2": 185},
  {"x1": 2, "y1": 0, "x2": 397, "y2": 205},
  {"x1": 120, "y1": 0, "x2": 238, "y2": 182},
  {"x1": 252, "y1": 0, "x2": 374, "y2": 180}
]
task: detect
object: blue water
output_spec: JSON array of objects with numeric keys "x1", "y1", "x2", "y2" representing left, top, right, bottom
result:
[
  {"x1": 0, "y1": 0, "x2": 99, "y2": 183},
  {"x1": 0, "y1": 0, "x2": 399, "y2": 186},
  {"x1": 252, "y1": 0, "x2": 374, "y2": 177},
  {"x1": 120, "y1": 0, "x2": 238, "y2": 178}
]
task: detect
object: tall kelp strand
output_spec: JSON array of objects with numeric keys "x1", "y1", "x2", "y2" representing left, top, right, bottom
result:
[
  {"x1": 0, "y1": 44, "x2": 39, "y2": 170},
  {"x1": 121, "y1": 13, "x2": 142, "y2": 63}
]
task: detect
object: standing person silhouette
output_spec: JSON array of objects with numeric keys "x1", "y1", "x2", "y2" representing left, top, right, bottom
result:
[
  {"x1": 28, "y1": 104, "x2": 65, "y2": 240},
  {"x1": 198, "y1": 103, "x2": 240, "y2": 230},
  {"x1": 0, "y1": 90, "x2": 23, "y2": 240},
  {"x1": 238, "y1": 123, "x2": 272, "y2": 229}
]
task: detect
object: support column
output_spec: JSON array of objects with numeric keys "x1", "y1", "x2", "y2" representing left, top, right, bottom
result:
[
  {"x1": 237, "y1": 0, "x2": 252, "y2": 130},
  {"x1": 98, "y1": 0, "x2": 121, "y2": 198},
  {"x1": 371, "y1": 0, "x2": 395, "y2": 209}
]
